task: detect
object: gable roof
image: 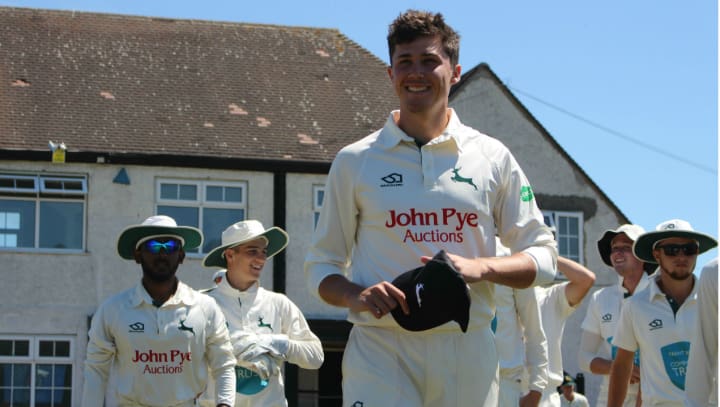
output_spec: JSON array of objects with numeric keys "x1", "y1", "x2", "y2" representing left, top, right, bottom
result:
[
  {"x1": 0, "y1": 7, "x2": 396, "y2": 168},
  {"x1": 450, "y1": 63, "x2": 629, "y2": 223}
]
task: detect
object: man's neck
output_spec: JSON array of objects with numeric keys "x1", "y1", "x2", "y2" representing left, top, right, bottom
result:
[
  {"x1": 395, "y1": 108, "x2": 451, "y2": 144},
  {"x1": 142, "y1": 277, "x2": 179, "y2": 304},
  {"x1": 621, "y1": 269, "x2": 644, "y2": 294},
  {"x1": 657, "y1": 272, "x2": 694, "y2": 305}
]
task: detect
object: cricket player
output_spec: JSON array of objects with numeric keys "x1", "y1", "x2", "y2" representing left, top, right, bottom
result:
[
  {"x1": 304, "y1": 9, "x2": 557, "y2": 406},
  {"x1": 82, "y1": 215, "x2": 236, "y2": 407}
]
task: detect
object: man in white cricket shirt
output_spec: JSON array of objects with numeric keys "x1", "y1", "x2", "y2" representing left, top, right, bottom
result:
[{"x1": 608, "y1": 219, "x2": 717, "y2": 406}]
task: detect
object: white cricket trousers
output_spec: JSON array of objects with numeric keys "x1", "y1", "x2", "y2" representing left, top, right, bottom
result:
[{"x1": 341, "y1": 325, "x2": 499, "y2": 407}]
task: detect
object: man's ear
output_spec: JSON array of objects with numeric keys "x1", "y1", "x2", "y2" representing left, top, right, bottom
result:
[
  {"x1": 133, "y1": 249, "x2": 142, "y2": 264},
  {"x1": 652, "y1": 249, "x2": 661, "y2": 264},
  {"x1": 178, "y1": 250, "x2": 185, "y2": 264},
  {"x1": 450, "y1": 64, "x2": 462, "y2": 84}
]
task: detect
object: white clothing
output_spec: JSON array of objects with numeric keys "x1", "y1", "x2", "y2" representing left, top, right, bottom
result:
[
  {"x1": 684, "y1": 258, "x2": 718, "y2": 407},
  {"x1": 578, "y1": 273, "x2": 650, "y2": 406},
  {"x1": 82, "y1": 280, "x2": 236, "y2": 407},
  {"x1": 613, "y1": 274, "x2": 698, "y2": 406},
  {"x1": 536, "y1": 282, "x2": 576, "y2": 407},
  {"x1": 342, "y1": 324, "x2": 499, "y2": 407},
  {"x1": 304, "y1": 109, "x2": 557, "y2": 406},
  {"x1": 201, "y1": 271, "x2": 324, "y2": 407},
  {"x1": 560, "y1": 391, "x2": 590, "y2": 407},
  {"x1": 494, "y1": 284, "x2": 549, "y2": 401}
]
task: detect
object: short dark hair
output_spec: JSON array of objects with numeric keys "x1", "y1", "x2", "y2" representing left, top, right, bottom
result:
[{"x1": 387, "y1": 9, "x2": 460, "y2": 66}]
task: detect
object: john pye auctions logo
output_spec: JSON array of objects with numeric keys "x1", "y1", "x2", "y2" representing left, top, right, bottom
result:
[
  {"x1": 133, "y1": 349, "x2": 192, "y2": 375},
  {"x1": 385, "y1": 208, "x2": 478, "y2": 243}
]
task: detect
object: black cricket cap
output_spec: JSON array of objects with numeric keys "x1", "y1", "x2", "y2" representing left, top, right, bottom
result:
[{"x1": 390, "y1": 250, "x2": 471, "y2": 333}]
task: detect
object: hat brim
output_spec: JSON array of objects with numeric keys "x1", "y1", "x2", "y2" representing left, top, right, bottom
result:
[
  {"x1": 202, "y1": 227, "x2": 288, "y2": 268},
  {"x1": 633, "y1": 230, "x2": 718, "y2": 263},
  {"x1": 117, "y1": 225, "x2": 202, "y2": 260},
  {"x1": 597, "y1": 231, "x2": 622, "y2": 266}
]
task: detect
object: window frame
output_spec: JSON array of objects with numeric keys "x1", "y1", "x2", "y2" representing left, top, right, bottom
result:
[
  {"x1": 0, "y1": 335, "x2": 74, "y2": 407},
  {"x1": 542, "y1": 210, "x2": 584, "y2": 265},
  {"x1": 155, "y1": 178, "x2": 248, "y2": 256},
  {"x1": 312, "y1": 184, "x2": 325, "y2": 229},
  {"x1": 0, "y1": 173, "x2": 88, "y2": 253}
]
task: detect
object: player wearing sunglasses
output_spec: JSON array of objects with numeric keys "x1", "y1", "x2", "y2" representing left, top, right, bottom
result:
[
  {"x1": 82, "y1": 215, "x2": 236, "y2": 407},
  {"x1": 608, "y1": 219, "x2": 717, "y2": 407}
]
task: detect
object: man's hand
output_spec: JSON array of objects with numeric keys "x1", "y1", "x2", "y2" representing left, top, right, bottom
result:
[
  {"x1": 519, "y1": 390, "x2": 541, "y2": 407},
  {"x1": 350, "y1": 281, "x2": 409, "y2": 318}
]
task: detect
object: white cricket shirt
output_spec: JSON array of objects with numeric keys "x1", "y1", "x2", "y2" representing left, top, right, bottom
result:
[
  {"x1": 305, "y1": 109, "x2": 557, "y2": 332},
  {"x1": 82, "y1": 280, "x2": 236, "y2": 407},
  {"x1": 613, "y1": 274, "x2": 698, "y2": 406}
]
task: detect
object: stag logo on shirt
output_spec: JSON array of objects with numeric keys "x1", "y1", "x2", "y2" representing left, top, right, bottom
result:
[
  {"x1": 450, "y1": 167, "x2": 478, "y2": 191},
  {"x1": 178, "y1": 318, "x2": 195, "y2": 336},
  {"x1": 258, "y1": 316, "x2": 273, "y2": 332}
]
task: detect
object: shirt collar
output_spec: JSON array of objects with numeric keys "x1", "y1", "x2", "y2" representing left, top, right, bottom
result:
[
  {"x1": 648, "y1": 273, "x2": 698, "y2": 303},
  {"x1": 215, "y1": 270, "x2": 261, "y2": 300},
  {"x1": 376, "y1": 108, "x2": 465, "y2": 152},
  {"x1": 130, "y1": 279, "x2": 196, "y2": 307}
]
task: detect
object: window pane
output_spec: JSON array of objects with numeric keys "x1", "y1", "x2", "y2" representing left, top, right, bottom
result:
[
  {"x1": 0, "y1": 363, "x2": 9, "y2": 384},
  {"x1": 179, "y1": 185, "x2": 197, "y2": 201},
  {"x1": 55, "y1": 341, "x2": 70, "y2": 357},
  {"x1": 13, "y1": 364, "x2": 31, "y2": 386},
  {"x1": 15, "y1": 341, "x2": 29, "y2": 356},
  {"x1": 224, "y1": 187, "x2": 242, "y2": 203},
  {"x1": 54, "y1": 365, "x2": 71, "y2": 387},
  {"x1": 0, "y1": 201, "x2": 35, "y2": 248},
  {"x1": 0, "y1": 388, "x2": 9, "y2": 405},
  {"x1": 0, "y1": 340, "x2": 11, "y2": 356},
  {"x1": 54, "y1": 389, "x2": 72, "y2": 407},
  {"x1": 39, "y1": 202, "x2": 83, "y2": 250},
  {"x1": 567, "y1": 216, "x2": 579, "y2": 235},
  {"x1": 202, "y1": 208, "x2": 244, "y2": 253},
  {"x1": 206, "y1": 186, "x2": 223, "y2": 202},
  {"x1": 157, "y1": 206, "x2": 199, "y2": 229},
  {"x1": 36, "y1": 364, "x2": 52, "y2": 387},
  {"x1": 558, "y1": 216, "x2": 567, "y2": 235},
  {"x1": 35, "y1": 388, "x2": 51, "y2": 406},
  {"x1": 13, "y1": 388, "x2": 30, "y2": 407},
  {"x1": 160, "y1": 183, "x2": 178, "y2": 200},
  {"x1": 39, "y1": 341, "x2": 53, "y2": 357},
  {"x1": 316, "y1": 189, "x2": 324, "y2": 207}
]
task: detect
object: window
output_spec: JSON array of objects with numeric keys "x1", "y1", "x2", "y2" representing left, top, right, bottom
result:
[
  {"x1": 313, "y1": 185, "x2": 325, "y2": 229},
  {"x1": 156, "y1": 179, "x2": 247, "y2": 254},
  {"x1": 0, "y1": 336, "x2": 73, "y2": 407},
  {"x1": 542, "y1": 210, "x2": 584, "y2": 263},
  {"x1": 0, "y1": 174, "x2": 87, "y2": 251}
]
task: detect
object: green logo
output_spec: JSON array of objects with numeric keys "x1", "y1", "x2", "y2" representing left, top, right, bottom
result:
[
  {"x1": 520, "y1": 186, "x2": 534, "y2": 202},
  {"x1": 258, "y1": 316, "x2": 273, "y2": 332},
  {"x1": 450, "y1": 167, "x2": 478, "y2": 191}
]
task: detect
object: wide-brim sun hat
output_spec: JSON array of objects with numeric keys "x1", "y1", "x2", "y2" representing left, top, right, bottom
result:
[
  {"x1": 203, "y1": 220, "x2": 289, "y2": 268},
  {"x1": 117, "y1": 215, "x2": 203, "y2": 260},
  {"x1": 597, "y1": 224, "x2": 646, "y2": 266},
  {"x1": 633, "y1": 219, "x2": 717, "y2": 263}
]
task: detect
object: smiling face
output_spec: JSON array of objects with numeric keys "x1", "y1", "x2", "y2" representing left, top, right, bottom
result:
[
  {"x1": 609, "y1": 234, "x2": 645, "y2": 278},
  {"x1": 224, "y1": 237, "x2": 268, "y2": 291},
  {"x1": 387, "y1": 35, "x2": 461, "y2": 118}
]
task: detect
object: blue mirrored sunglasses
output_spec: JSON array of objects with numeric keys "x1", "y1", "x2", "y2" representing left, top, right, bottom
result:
[{"x1": 143, "y1": 239, "x2": 181, "y2": 254}]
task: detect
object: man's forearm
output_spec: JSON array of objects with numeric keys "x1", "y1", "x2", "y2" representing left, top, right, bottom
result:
[{"x1": 318, "y1": 274, "x2": 363, "y2": 308}]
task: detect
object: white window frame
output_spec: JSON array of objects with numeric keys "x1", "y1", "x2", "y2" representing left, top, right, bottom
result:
[
  {"x1": 312, "y1": 184, "x2": 325, "y2": 229},
  {"x1": 0, "y1": 335, "x2": 74, "y2": 407},
  {"x1": 542, "y1": 210, "x2": 584, "y2": 264},
  {"x1": 156, "y1": 178, "x2": 248, "y2": 255},
  {"x1": 0, "y1": 173, "x2": 87, "y2": 252}
]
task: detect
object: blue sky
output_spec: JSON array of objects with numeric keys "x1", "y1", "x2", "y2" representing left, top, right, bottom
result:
[{"x1": 4, "y1": 0, "x2": 717, "y2": 270}]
